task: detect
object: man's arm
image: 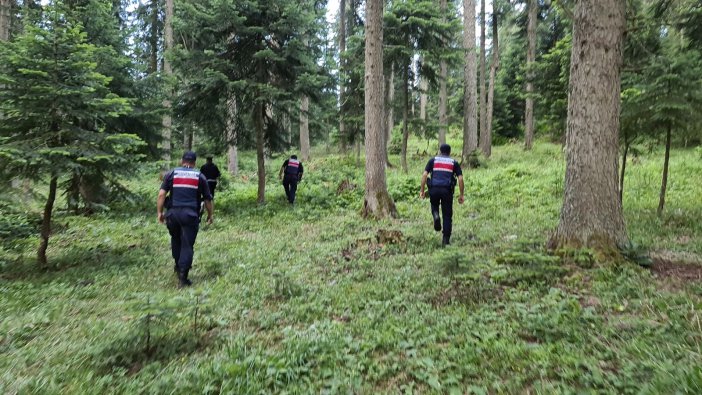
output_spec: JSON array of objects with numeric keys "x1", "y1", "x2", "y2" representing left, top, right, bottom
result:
[
  {"x1": 157, "y1": 189, "x2": 167, "y2": 223},
  {"x1": 204, "y1": 200, "x2": 214, "y2": 225},
  {"x1": 279, "y1": 160, "x2": 287, "y2": 179},
  {"x1": 457, "y1": 175, "x2": 465, "y2": 204},
  {"x1": 420, "y1": 171, "x2": 429, "y2": 199},
  {"x1": 299, "y1": 163, "x2": 304, "y2": 180}
]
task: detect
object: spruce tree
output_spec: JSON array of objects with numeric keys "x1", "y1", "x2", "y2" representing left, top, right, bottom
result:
[{"x1": 0, "y1": 6, "x2": 143, "y2": 266}]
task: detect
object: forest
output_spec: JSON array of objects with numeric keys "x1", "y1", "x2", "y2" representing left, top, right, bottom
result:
[{"x1": 1, "y1": 0, "x2": 701, "y2": 393}]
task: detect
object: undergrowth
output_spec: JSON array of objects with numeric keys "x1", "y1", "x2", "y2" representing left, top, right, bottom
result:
[{"x1": 1, "y1": 139, "x2": 701, "y2": 393}]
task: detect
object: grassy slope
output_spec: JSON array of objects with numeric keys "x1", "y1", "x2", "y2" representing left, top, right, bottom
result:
[{"x1": 1, "y1": 140, "x2": 701, "y2": 394}]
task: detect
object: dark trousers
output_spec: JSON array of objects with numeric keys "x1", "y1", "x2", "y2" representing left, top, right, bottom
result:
[
  {"x1": 166, "y1": 208, "x2": 200, "y2": 273},
  {"x1": 429, "y1": 187, "x2": 453, "y2": 236},
  {"x1": 207, "y1": 181, "x2": 217, "y2": 198},
  {"x1": 283, "y1": 176, "x2": 298, "y2": 203}
]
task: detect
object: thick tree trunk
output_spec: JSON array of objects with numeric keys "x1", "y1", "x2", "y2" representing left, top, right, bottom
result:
[
  {"x1": 438, "y1": 0, "x2": 448, "y2": 147},
  {"x1": 300, "y1": 95, "x2": 310, "y2": 161},
  {"x1": 657, "y1": 125, "x2": 672, "y2": 217},
  {"x1": 161, "y1": 0, "x2": 173, "y2": 163},
  {"x1": 38, "y1": 176, "x2": 58, "y2": 267},
  {"x1": 619, "y1": 141, "x2": 629, "y2": 204},
  {"x1": 550, "y1": 0, "x2": 628, "y2": 251},
  {"x1": 385, "y1": 63, "x2": 395, "y2": 166},
  {"x1": 339, "y1": 0, "x2": 348, "y2": 153},
  {"x1": 462, "y1": 0, "x2": 478, "y2": 162},
  {"x1": 483, "y1": 10, "x2": 498, "y2": 158},
  {"x1": 0, "y1": 0, "x2": 10, "y2": 41},
  {"x1": 226, "y1": 95, "x2": 238, "y2": 176},
  {"x1": 254, "y1": 102, "x2": 266, "y2": 205},
  {"x1": 479, "y1": 0, "x2": 487, "y2": 153},
  {"x1": 183, "y1": 127, "x2": 193, "y2": 151},
  {"x1": 362, "y1": 0, "x2": 397, "y2": 219},
  {"x1": 401, "y1": 65, "x2": 409, "y2": 173},
  {"x1": 524, "y1": 0, "x2": 537, "y2": 150}
]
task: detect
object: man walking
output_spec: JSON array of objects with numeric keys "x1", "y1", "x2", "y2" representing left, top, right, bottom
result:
[
  {"x1": 420, "y1": 144, "x2": 464, "y2": 246},
  {"x1": 157, "y1": 151, "x2": 213, "y2": 287},
  {"x1": 279, "y1": 154, "x2": 304, "y2": 204},
  {"x1": 200, "y1": 155, "x2": 222, "y2": 198}
]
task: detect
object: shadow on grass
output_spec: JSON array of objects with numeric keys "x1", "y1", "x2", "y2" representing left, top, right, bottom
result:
[{"x1": 0, "y1": 243, "x2": 154, "y2": 282}]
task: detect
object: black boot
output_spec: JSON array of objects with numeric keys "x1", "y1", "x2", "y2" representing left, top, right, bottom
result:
[
  {"x1": 178, "y1": 270, "x2": 192, "y2": 287},
  {"x1": 442, "y1": 234, "x2": 451, "y2": 247},
  {"x1": 432, "y1": 210, "x2": 441, "y2": 232}
]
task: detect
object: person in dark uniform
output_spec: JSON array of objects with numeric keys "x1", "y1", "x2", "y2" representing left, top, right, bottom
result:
[
  {"x1": 157, "y1": 151, "x2": 214, "y2": 287},
  {"x1": 199, "y1": 156, "x2": 222, "y2": 198},
  {"x1": 420, "y1": 144, "x2": 465, "y2": 246},
  {"x1": 279, "y1": 154, "x2": 304, "y2": 204}
]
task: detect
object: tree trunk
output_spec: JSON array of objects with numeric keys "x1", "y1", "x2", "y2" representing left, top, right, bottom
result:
[
  {"x1": 0, "y1": 0, "x2": 10, "y2": 41},
  {"x1": 300, "y1": 95, "x2": 310, "y2": 161},
  {"x1": 339, "y1": 0, "x2": 348, "y2": 153},
  {"x1": 161, "y1": 0, "x2": 173, "y2": 163},
  {"x1": 149, "y1": 0, "x2": 159, "y2": 74},
  {"x1": 254, "y1": 102, "x2": 266, "y2": 204},
  {"x1": 462, "y1": 0, "x2": 478, "y2": 162},
  {"x1": 38, "y1": 176, "x2": 58, "y2": 267},
  {"x1": 478, "y1": 0, "x2": 487, "y2": 152},
  {"x1": 401, "y1": 65, "x2": 410, "y2": 173},
  {"x1": 438, "y1": 0, "x2": 448, "y2": 147},
  {"x1": 550, "y1": 0, "x2": 628, "y2": 251},
  {"x1": 226, "y1": 95, "x2": 238, "y2": 176},
  {"x1": 184, "y1": 126, "x2": 193, "y2": 151},
  {"x1": 483, "y1": 10, "x2": 498, "y2": 158},
  {"x1": 657, "y1": 125, "x2": 672, "y2": 217},
  {"x1": 619, "y1": 141, "x2": 629, "y2": 204},
  {"x1": 419, "y1": 73, "x2": 428, "y2": 123},
  {"x1": 385, "y1": 63, "x2": 395, "y2": 165},
  {"x1": 524, "y1": 0, "x2": 537, "y2": 150},
  {"x1": 362, "y1": 0, "x2": 397, "y2": 219}
]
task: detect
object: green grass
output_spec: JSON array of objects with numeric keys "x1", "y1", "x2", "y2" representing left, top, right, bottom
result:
[{"x1": 1, "y1": 139, "x2": 701, "y2": 394}]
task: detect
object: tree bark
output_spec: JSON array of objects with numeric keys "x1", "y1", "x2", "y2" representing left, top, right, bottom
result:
[
  {"x1": 226, "y1": 95, "x2": 238, "y2": 176},
  {"x1": 385, "y1": 63, "x2": 395, "y2": 166},
  {"x1": 524, "y1": 0, "x2": 537, "y2": 150},
  {"x1": 38, "y1": 176, "x2": 58, "y2": 267},
  {"x1": 362, "y1": 0, "x2": 397, "y2": 219},
  {"x1": 300, "y1": 95, "x2": 310, "y2": 161},
  {"x1": 419, "y1": 72, "x2": 428, "y2": 123},
  {"x1": 619, "y1": 141, "x2": 629, "y2": 204},
  {"x1": 338, "y1": 0, "x2": 348, "y2": 153},
  {"x1": 657, "y1": 124, "x2": 672, "y2": 217},
  {"x1": 161, "y1": 0, "x2": 173, "y2": 163},
  {"x1": 0, "y1": 0, "x2": 10, "y2": 41},
  {"x1": 438, "y1": 0, "x2": 448, "y2": 147},
  {"x1": 478, "y1": 0, "x2": 487, "y2": 153},
  {"x1": 401, "y1": 65, "x2": 410, "y2": 173},
  {"x1": 550, "y1": 0, "x2": 628, "y2": 251},
  {"x1": 462, "y1": 0, "x2": 478, "y2": 162},
  {"x1": 148, "y1": 0, "x2": 159, "y2": 74},
  {"x1": 482, "y1": 10, "x2": 498, "y2": 158},
  {"x1": 254, "y1": 102, "x2": 266, "y2": 204}
]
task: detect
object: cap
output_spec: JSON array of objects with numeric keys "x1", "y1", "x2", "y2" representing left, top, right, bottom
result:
[
  {"x1": 439, "y1": 144, "x2": 451, "y2": 154},
  {"x1": 182, "y1": 151, "x2": 197, "y2": 162}
]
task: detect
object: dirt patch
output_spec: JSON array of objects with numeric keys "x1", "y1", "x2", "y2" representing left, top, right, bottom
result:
[{"x1": 650, "y1": 251, "x2": 702, "y2": 284}]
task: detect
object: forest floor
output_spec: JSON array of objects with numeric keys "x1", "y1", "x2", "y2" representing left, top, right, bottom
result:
[{"x1": 1, "y1": 140, "x2": 702, "y2": 394}]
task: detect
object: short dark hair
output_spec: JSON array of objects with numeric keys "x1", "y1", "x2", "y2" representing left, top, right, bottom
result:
[
  {"x1": 439, "y1": 144, "x2": 451, "y2": 155},
  {"x1": 291, "y1": 155, "x2": 298, "y2": 159}
]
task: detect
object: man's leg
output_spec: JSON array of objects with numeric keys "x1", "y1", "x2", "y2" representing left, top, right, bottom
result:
[
  {"x1": 440, "y1": 190, "x2": 454, "y2": 245},
  {"x1": 166, "y1": 215, "x2": 181, "y2": 272},
  {"x1": 283, "y1": 178, "x2": 291, "y2": 202},
  {"x1": 176, "y1": 210, "x2": 199, "y2": 286},
  {"x1": 429, "y1": 190, "x2": 442, "y2": 231},
  {"x1": 289, "y1": 180, "x2": 298, "y2": 204},
  {"x1": 208, "y1": 181, "x2": 217, "y2": 198}
]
